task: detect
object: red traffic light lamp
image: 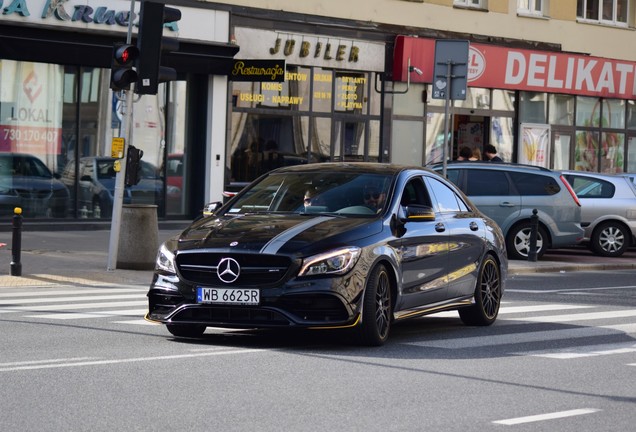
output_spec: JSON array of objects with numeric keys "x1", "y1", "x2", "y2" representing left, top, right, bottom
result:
[{"x1": 110, "y1": 43, "x2": 139, "y2": 91}]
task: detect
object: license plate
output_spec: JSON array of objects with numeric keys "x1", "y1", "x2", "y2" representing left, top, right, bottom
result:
[{"x1": 197, "y1": 287, "x2": 260, "y2": 305}]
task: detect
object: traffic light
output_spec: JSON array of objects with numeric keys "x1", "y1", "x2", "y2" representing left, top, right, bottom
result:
[
  {"x1": 125, "y1": 145, "x2": 144, "y2": 187},
  {"x1": 110, "y1": 43, "x2": 139, "y2": 91},
  {"x1": 135, "y1": 1, "x2": 182, "y2": 95}
]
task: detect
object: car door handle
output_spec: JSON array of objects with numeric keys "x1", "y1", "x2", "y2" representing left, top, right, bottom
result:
[
  {"x1": 469, "y1": 221, "x2": 479, "y2": 231},
  {"x1": 435, "y1": 223, "x2": 446, "y2": 232},
  {"x1": 499, "y1": 201, "x2": 516, "y2": 207}
]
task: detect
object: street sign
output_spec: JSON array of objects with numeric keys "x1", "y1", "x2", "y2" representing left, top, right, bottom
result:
[
  {"x1": 432, "y1": 40, "x2": 469, "y2": 100},
  {"x1": 111, "y1": 137, "x2": 125, "y2": 159}
]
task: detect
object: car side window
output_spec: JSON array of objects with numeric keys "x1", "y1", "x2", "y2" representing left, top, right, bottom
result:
[
  {"x1": 567, "y1": 176, "x2": 615, "y2": 198},
  {"x1": 465, "y1": 169, "x2": 511, "y2": 196},
  {"x1": 426, "y1": 177, "x2": 462, "y2": 213},
  {"x1": 509, "y1": 172, "x2": 560, "y2": 195},
  {"x1": 400, "y1": 177, "x2": 432, "y2": 207}
]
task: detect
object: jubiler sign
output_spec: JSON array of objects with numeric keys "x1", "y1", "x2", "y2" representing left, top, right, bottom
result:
[{"x1": 393, "y1": 36, "x2": 636, "y2": 100}]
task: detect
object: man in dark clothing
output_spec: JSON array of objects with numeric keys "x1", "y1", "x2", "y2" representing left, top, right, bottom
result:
[{"x1": 484, "y1": 144, "x2": 503, "y2": 162}]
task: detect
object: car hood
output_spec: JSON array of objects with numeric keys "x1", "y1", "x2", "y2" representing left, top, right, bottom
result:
[
  {"x1": 98, "y1": 178, "x2": 162, "y2": 193},
  {"x1": 0, "y1": 176, "x2": 67, "y2": 191},
  {"x1": 174, "y1": 214, "x2": 383, "y2": 256}
]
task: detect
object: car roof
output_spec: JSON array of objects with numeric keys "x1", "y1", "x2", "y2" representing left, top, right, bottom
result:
[
  {"x1": 431, "y1": 161, "x2": 554, "y2": 173},
  {"x1": 272, "y1": 162, "x2": 435, "y2": 176}
]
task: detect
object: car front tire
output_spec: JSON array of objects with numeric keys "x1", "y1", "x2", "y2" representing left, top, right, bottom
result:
[
  {"x1": 355, "y1": 264, "x2": 392, "y2": 346},
  {"x1": 459, "y1": 254, "x2": 502, "y2": 326},
  {"x1": 506, "y1": 222, "x2": 547, "y2": 260},
  {"x1": 166, "y1": 324, "x2": 206, "y2": 338},
  {"x1": 591, "y1": 221, "x2": 629, "y2": 257}
]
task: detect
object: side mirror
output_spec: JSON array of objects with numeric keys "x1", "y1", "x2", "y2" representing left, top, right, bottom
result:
[
  {"x1": 202, "y1": 201, "x2": 222, "y2": 217},
  {"x1": 402, "y1": 204, "x2": 435, "y2": 222}
]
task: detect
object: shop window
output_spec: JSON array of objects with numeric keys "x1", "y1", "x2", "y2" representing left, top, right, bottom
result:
[
  {"x1": 576, "y1": 96, "x2": 601, "y2": 127},
  {"x1": 549, "y1": 94, "x2": 574, "y2": 126},
  {"x1": 334, "y1": 72, "x2": 368, "y2": 114},
  {"x1": 601, "y1": 132, "x2": 625, "y2": 173},
  {"x1": 454, "y1": 87, "x2": 491, "y2": 110},
  {"x1": 627, "y1": 137, "x2": 636, "y2": 171},
  {"x1": 425, "y1": 112, "x2": 448, "y2": 165},
  {"x1": 602, "y1": 99, "x2": 626, "y2": 129},
  {"x1": 313, "y1": 68, "x2": 333, "y2": 113},
  {"x1": 519, "y1": 92, "x2": 547, "y2": 123},
  {"x1": 491, "y1": 117, "x2": 514, "y2": 162},
  {"x1": 492, "y1": 90, "x2": 515, "y2": 112},
  {"x1": 552, "y1": 133, "x2": 572, "y2": 170},
  {"x1": 518, "y1": 0, "x2": 546, "y2": 16},
  {"x1": 627, "y1": 101, "x2": 636, "y2": 129},
  {"x1": 574, "y1": 130, "x2": 600, "y2": 171},
  {"x1": 311, "y1": 117, "x2": 332, "y2": 160}
]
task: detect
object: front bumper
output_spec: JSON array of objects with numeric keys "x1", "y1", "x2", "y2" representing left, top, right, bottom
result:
[{"x1": 147, "y1": 271, "x2": 365, "y2": 329}]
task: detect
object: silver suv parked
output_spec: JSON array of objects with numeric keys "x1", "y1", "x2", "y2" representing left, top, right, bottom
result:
[
  {"x1": 561, "y1": 171, "x2": 636, "y2": 257},
  {"x1": 435, "y1": 162, "x2": 584, "y2": 260}
]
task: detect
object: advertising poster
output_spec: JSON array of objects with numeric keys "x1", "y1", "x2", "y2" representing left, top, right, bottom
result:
[
  {"x1": 519, "y1": 123, "x2": 550, "y2": 167},
  {"x1": 0, "y1": 60, "x2": 63, "y2": 156}
]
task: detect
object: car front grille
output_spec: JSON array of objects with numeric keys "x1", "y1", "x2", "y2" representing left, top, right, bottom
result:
[
  {"x1": 175, "y1": 252, "x2": 293, "y2": 287},
  {"x1": 15, "y1": 188, "x2": 52, "y2": 199}
]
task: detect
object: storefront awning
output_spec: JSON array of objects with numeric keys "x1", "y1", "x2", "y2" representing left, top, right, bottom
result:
[{"x1": 0, "y1": 25, "x2": 240, "y2": 75}]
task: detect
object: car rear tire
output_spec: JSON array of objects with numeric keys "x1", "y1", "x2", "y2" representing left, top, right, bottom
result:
[
  {"x1": 355, "y1": 264, "x2": 392, "y2": 346},
  {"x1": 459, "y1": 255, "x2": 502, "y2": 326},
  {"x1": 591, "y1": 221, "x2": 629, "y2": 257},
  {"x1": 506, "y1": 222, "x2": 547, "y2": 260},
  {"x1": 166, "y1": 324, "x2": 206, "y2": 338}
]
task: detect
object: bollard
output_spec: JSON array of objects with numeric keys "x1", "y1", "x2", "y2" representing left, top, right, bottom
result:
[
  {"x1": 528, "y1": 208, "x2": 539, "y2": 262},
  {"x1": 10, "y1": 207, "x2": 22, "y2": 276}
]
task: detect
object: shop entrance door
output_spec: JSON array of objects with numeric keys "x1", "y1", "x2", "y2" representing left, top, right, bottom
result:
[{"x1": 453, "y1": 113, "x2": 489, "y2": 161}]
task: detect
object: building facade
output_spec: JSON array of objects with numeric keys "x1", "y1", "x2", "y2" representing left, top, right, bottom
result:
[{"x1": 1, "y1": 0, "x2": 635, "y2": 223}]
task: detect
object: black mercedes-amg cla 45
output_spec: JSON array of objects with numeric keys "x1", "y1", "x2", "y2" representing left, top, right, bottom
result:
[{"x1": 147, "y1": 163, "x2": 507, "y2": 346}]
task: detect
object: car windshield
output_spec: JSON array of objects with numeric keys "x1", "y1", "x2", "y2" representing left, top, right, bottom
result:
[
  {"x1": 0, "y1": 155, "x2": 53, "y2": 178},
  {"x1": 225, "y1": 171, "x2": 393, "y2": 216}
]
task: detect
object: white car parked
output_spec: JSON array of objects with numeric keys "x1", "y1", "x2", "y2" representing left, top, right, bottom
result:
[{"x1": 562, "y1": 171, "x2": 636, "y2": 257}]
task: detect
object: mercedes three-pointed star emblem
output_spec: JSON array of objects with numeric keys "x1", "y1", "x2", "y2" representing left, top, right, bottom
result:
[{"x1": 217, "y1": 257, "x2": 240, "y2": 284}]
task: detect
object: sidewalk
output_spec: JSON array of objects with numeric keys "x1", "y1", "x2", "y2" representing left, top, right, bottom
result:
[{"x1": 1, "y1": 228, "x2": 635, "y2": 288}]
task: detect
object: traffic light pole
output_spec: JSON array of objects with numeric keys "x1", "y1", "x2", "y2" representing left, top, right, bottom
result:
[{"x1": 107, "y1": 0, "x2": 136, "y2": 271}]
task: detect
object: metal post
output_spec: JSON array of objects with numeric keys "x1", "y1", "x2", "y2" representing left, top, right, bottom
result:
[
  {"x1": 528, "y1": 208, "x2": 539, "y2": 262},
  {"x1": 10, "y1": 207, "x2": 22, "y2": 276},
  {"x1": 107, "y1": 0, "x2": 136, "y2": 271},
  {"x1": 442, "y1": 60, "x2": 451, "y2": 178}
]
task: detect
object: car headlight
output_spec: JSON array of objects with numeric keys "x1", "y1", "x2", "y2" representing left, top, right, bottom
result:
[
  {"x1": 155, "y1": 243, "x2": 176, "y2": 273},
  {"x1": 299, "y1": 247, "x2": 361, "y2": 277}
]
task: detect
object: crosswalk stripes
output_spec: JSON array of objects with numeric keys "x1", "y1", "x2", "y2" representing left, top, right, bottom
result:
[
  {"x1": 0, "y1": 287, "x2": 148, "y2": 322},
  {"x1": 2, "y1": 288, "x2": 635, "y2": 362}
]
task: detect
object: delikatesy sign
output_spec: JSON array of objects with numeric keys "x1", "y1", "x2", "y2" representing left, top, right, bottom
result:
[{"x1": 393, "y1": 36, "x2": 636, "y2": 100}]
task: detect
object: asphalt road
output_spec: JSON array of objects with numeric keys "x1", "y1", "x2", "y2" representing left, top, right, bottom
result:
[{"x1": 1, "y1": 268, "x2": 634, "y2": 431}]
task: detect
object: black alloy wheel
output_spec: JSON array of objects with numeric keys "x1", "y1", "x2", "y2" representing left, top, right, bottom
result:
[
  {"x1": 459, "y1": 255, "x2": 502, "y2": 326},
  {"x1": 356, "y1": 264, "x2": 392, "y2": 346}
]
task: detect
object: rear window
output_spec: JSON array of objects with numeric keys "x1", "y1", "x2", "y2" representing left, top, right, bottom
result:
[
  {"x1": 509, "y1": 172, "x2": 560, "y2": 195},
  {"x1": 566, "y1": 175, "x2": 615, "y2": 198},
  {"x1": 465, "y1": 169, "x2": 511, "y2": 196}
]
